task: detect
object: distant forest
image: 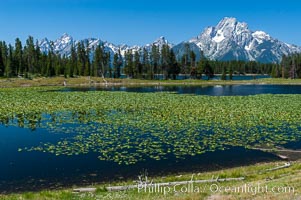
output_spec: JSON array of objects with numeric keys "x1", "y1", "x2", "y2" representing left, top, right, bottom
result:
[{"x1": 0, "y1": 36, "x2": 300, "y2": 79}]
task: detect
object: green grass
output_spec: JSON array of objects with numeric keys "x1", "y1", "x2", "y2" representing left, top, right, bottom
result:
[
  {"x1": 2, "y1": 76, "x2": 301, "y2": 88},
  {"x1": 1, "y1": 161, "x2": 301, "y2": 199}
]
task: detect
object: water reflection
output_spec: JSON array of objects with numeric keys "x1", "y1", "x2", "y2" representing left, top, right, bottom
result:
[
  {"x1": 0, "y1": 144, "x2": 280, "y2": 193},
  {"x1": 60, "y1": 84, "x2": 301, "y2": 96},
  {"x1": 1, "y1": 111, "x2": 282, "y2": 193}
]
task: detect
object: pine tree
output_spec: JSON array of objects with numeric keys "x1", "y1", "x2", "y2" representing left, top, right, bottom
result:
[
  {"x1": 0, "y1": 41, "x2": 8, "y2": 76},
  {"x1": 77, "y1": 42, "x2": 85, "y2": 76},
  {"x1": 124, "y1": 50, "x2": 133, "y2": 78},
  {"x1": 142, "y1": 47, "x2": 149, "y2": 79},
  {"x1": 24, "y1": 36, "x2": 36, "y2": 75},
  {"x1": 161, "y1": 44, "x2": 170, "y2": 79},
  {"x1": 34, "y1": 40, "x2": 41, "y2": 75},
  {"x1": 229, "y1": 65, "x2": 233, "y2": 80},
  {"x1": 105, "y1": 51, "x2": 111, "y2": 78},
  {"x1": 14, "y1": 38, "x2": 23, "y2": 76},
  {"x1": 84, "y1": 40, "x2": 91, "y2": 76},
  {"x1": 150, "y1": 45, "x2": 159, "y2": 78},
  {"x1": 167, "y1": 49, "x2": 180, "y2": 80},
  {"x1": 113, "y1": 53, "x2": 119, "y2": 78},
  {"x1": 93, "y1": 44, "x2": 109, "y2": 78},
  {"x1": 46, "y1": 44, "x2": 55, "y2": 77},
  {"x1": 93, "y1": 44, "x2": 102, "y2": 77},
  {"x1": 181, "y1": 43, "x2": 191, "y2": 77},
  {"x1": 290, "y1": 56, "x2": 297, "y2": 79},
  {"x1": 221, "y1": 66, "x2": 227, "y2": 80},
  {"x1": 40, "y1": 53, "x2": 47, "y2": 76},
  {"x1": 113, "y1": 50, "x2": 122, "y2": 78},
  {"x1": 6, "y1": 45, "x2": 14, "y2": 77},
  {"x1": 69, "y1": 43, "x2": 77, "y2": 77},
  {"x1": 133, "y1": 51, "x2": 141, "y2": 78},
  {"x1": 117, "y1": 49, "x2": 122, "y2": 78},
  {"x1": 189, "y1": 51, "x2": 196, "y2": 78},
  {"x1": 204, "y1": 60, "x2": 214, "y2": 80},
  {"x1": 0, "y1": 44, "x2": 4, "y2": 77}
]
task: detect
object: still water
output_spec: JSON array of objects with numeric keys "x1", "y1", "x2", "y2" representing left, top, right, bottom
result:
[
  {"x1": 62, "y1": 84, "x2": 301, "y2": 96},
  {"x1": 1, "y1": 84, "x2": 301, "y2": 193}
]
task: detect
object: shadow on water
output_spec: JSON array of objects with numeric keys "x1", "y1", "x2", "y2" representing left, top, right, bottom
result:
[
  {"x1": 283, "y1": 139, "x2": 301, "y2": 150},
  {"x1": 0, "y1": 146, "x2": 280, "y2": 193}
]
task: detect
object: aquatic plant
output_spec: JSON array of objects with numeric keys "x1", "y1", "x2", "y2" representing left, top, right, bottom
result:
[{"x1": 1, "y1": 87, "x2": 301, "y2": 164}]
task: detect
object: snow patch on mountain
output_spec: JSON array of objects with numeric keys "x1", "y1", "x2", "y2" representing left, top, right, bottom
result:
[{"x1": 212, "y1": 30, "x2": 225, "y2": 43}]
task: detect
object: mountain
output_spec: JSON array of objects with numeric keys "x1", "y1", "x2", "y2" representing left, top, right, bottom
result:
[
  {"x1": 38, "y1": 17, "x2": 301, "y2": 63},
  {"x1": 39, "y1": 34, "x2": 173, "y2": 59},
  {"x1": 145, "y1": 36, "x2": 173, "y2": 50},
  {"x1": 173, "y1": 17, "x2": 301, "y2": 63}
]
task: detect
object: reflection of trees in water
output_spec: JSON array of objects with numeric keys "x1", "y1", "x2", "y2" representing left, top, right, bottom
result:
[
  {"x1": 1, "y1": 112, "x2": 42, "y2": 131},
  {"x1": 0, "y1": 111, "x2": 99, "y2": 131},
  {"x1": 8, "y1": 109, "x2": 301, "y2": 166}
]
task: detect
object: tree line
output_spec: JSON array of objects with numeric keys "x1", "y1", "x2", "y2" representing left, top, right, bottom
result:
[
  {"x1": 274, "y1": 53, "x2": 301, "y2": 79},
  {"x1": 0, "y1": 36, "x2": 295, "y2": 80}
]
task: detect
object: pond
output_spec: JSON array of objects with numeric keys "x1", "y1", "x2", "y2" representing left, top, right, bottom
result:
[
  {"x1": 1, "y1": 85, "x2": 301, "y2": 193},
  {"x1": 0, "y1": 124, "x2": 280, "y2": 193},
  {"x1": 62, "y1": 84, "x2": 301, "y2": 96},
  {"x1": 152, "y1": 74, "x2": 270, "y2": 80}
]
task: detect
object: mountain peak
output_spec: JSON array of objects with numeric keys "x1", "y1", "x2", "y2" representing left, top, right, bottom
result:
[
  {"x1": 218, "y1": 17, "x2": 238, "y2": 26},
  {"x1": 61, "y1": 33, "x2": 71, "y2": 38},
  {"x1": 58, "y1": 33, "x2": 73, "y2": 43},
  {"x1": 216, "y1": 17, "x2": 240, "y2": 30},
  {"x1": 183, "y1": 17, "x2": 301, "y2": 63},
  {"x1": 154, "y1": 36, "x2": 167, "y2": 43},
  {"x1": 143, "y1": 36, "x2": 173, "y2": 49},
  {"x1": 215, "y1": 17, "x2": 249, "y2": 36}
]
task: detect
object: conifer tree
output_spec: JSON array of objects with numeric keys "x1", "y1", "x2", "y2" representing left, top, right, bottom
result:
[
  {"x1": 69, "y1": 43, "x2": 77, "y2": 77},
  {"x1": 142, "y1": 48, "x2": 149, "y2": 79},
  {"x1": 167, "y1": 49, "x2": 180, "y2": 80},
  {"x1": 113, "y1": 50, "x2": 122, "y2": 78},
  {"x1": 221, "y1": 66, "x2": 227, "y2": 80},
  {"x1": 77, "y1": 42, "x2": 85, "y2": 76},
  {"x1": 6, "y1": 45, "x2": 14, "y2": 77},
  {"x1": 229, "y1": 65, "x2": 233, "y2": 80},
  {"x1": 161, "y1": 44, "x2": 170, "y2": 79},
  {"x1": 124, "y1": 50, "x2": 133, "y2": 78},
  {"x1": 133, "y1": 51, "x2": 141, "y2": 78},
  {"x1": 84, "y1": 40, "x2": 91, "y2": 76},
  {"x1": 0, "y1": 45, "x2": 4, "y2": 77},
  {"x1": 24, "y1": 36, "x2": 36, "y2": 75},
  {"x1": 14, "y1": 38, "x2": 23, "y2": 76},
  {"x1": 150, "y1": 45, "x2": 159, "y2": 78},
  {"x1": 34, "y1": 40, "x2": 41, "y2": 75}
]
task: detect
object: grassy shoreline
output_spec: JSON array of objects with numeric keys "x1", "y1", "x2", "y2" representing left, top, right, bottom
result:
[
  {"x1": 1, "y1": 76, "x2": 301, "y2": 88},
  {"x1": 1, "y1": 160, "x2": 300, "y2": 199}
]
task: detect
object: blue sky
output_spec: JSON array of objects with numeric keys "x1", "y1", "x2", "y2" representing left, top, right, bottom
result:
[{"x1": 1, "y1": 0, "x2": 300, "y2": 46}]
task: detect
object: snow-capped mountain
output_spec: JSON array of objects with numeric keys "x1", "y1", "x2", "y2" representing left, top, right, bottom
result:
[
  {"x1": 38, "y1": 17, "x2": 301, "y2": 63},
  {"x1": 38, "y1": 38, "x2": 52, "y2": 54},
  {"x1": 173, "y1": 17, "x2": 301, "y2": 63},
  {"x1": 39, "y1": 34, "x2": 173, "y2": 59},
  {"x1": 53, "y1": 33, "x2": 74, "y2": 55},
  {"x1": 145, "y1": 36, "x2": 173, "y2": 50}
]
